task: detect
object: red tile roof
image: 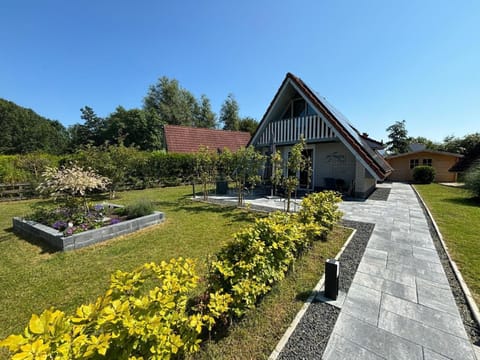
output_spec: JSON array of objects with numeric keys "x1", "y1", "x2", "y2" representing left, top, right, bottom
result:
[{"x1": 164, "y1": 125, "x2": 251, "y2": 153}]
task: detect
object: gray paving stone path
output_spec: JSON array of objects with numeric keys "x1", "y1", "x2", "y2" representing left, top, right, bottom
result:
[{"x1": 323, "y1": 182, "x2": 476, "y2": 360}]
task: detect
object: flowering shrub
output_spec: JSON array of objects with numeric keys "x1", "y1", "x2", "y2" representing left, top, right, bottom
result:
[
  {"x1": 37, "y1": 164, "x2": 110, "y2": 201},
  {"x1": 0, "y1": 258, "x2": 231, "y2": 359},
  {"x1": 37, "y1": 164, "x2": 110, "y2": 217}
]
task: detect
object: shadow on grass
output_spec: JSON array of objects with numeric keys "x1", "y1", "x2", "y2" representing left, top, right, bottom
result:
[
  {"x1": 443, "y1": 196, "x2": 480, "y2": 208},
  {"x1": 295, "y1": 290, "x2": 313, "y2": 303},
  {"x1": 0, "y1": 227, "x2": 15, "y2": 243},
  {"x1": 9, "y1": 228, "x2": 58, "y2": 254},
  {"x1": 176, "y1": 201, "x2": 259, "y2": 224}
]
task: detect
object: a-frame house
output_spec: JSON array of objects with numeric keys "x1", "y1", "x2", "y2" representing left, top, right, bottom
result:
[{"x1": 249, "y1": 73, "x2": 392, "y2": 198}]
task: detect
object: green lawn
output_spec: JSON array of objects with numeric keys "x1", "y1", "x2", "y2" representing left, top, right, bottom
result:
[
  {"x1": 0, "y1": 186, "x2": 255, "y2": 339},
  {"x1": 415, "y1": 183, "x2": 480, "y2": 304}
]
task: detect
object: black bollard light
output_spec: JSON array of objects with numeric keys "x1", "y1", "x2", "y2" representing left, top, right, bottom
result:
[{"x1": 325, "y1": 259, "x2": 340, "y2": 300}]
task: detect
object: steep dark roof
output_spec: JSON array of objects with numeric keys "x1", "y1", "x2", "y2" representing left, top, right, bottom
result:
[
  {"x1": 249, "y1": 73, "x2": 392, "y2": 180},
  {"x1": 164, "y1": 125, "x2": 251, "y2": 153}
]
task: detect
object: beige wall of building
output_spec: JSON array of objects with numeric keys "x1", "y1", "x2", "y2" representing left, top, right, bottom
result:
[{"x1": 386, "y1": 151, "x2": 461, "y2": 182}]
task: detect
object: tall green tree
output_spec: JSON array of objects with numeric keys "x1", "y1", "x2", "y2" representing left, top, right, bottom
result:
[
  {"x1": 103, "y1": 107, "x2": 163, "y2": 150},
  {"x1": 80, "y1": 106, "x2": 106, "y2": 146},
  {"x1": 238, "y1": 117, "x2": 258, "y2": 135},
  {"x1": 440, "y1": 133, "x2": 480, "y2": 154},
  {"x1": 69, "y1": 106, "x2": 106, "y2": 149},
  {"x1": 386, "y1": 120, "x2": 409, "y2": 154},
  {"x1": 0, "y1": 98, "x2": 69, "y2": 154},
  {"x1": 220, "y1": 94, "x2": 241, "y2": 131},
  {"x1": 194, "y1": 95, "x2": 216, "y2": 128},
  {"x1": 144, "y1": 76, "x2": 200, "y2": 127}
]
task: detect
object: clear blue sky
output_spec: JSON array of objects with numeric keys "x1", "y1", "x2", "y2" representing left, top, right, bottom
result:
[{"x1": 1, "y1": 0, "x2": 479, "y2": 143}]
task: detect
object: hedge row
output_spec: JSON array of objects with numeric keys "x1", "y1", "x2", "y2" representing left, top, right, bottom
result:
[
  {"x1": 0, "y1": 150, "x2": 197, "y2": 191},
  {"x1": 0, "y1": 191, "x2": 342, "y2": 358},
  {"x1": 208, "y1": 191, "x2": 342, "y2": 317}
]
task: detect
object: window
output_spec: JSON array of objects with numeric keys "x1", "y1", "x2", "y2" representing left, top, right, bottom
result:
[
  {"x1": 410, "y1": 159, "x2": 419, "y2": 169},
  {"x1": 292, "y1": 99, "x2": 306, "y2": 117},
  {"x1": 306, "y1": 103, "x2": 316, "y2": 115},
  {"x1": 281, "y1": 99, "x2": 317, "y2": 119},
  {"x1": 423, "y1": 159, "x2": 432, "y2": 166}
]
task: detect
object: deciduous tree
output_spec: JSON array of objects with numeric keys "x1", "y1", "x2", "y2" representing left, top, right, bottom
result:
[
  {"x1": 238, "y1": 116, "x2": 258, "y2": 135},
  {"x1": 143, "y1": 76, "x2": 201, "y2": 127},
  {"x1": 220, "y1": 94, "x2": 240, "y2": 131},
  {"x1": 386, "y1": 120, "x2": 409, "y2": 154}
]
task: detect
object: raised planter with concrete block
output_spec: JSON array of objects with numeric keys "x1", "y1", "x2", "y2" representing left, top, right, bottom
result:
[{"x1": 13, "y1": 211, "x2": 165, "y2": 251}]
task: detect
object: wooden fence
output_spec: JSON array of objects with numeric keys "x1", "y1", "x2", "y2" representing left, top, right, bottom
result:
[{"x1": 0, "y1": 183, "x2": 34, "y2": 201}]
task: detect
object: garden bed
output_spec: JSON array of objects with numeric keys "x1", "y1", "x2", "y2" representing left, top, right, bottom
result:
[{"x1": 13, "y1": 211, "x2": 165, "y2": 251}]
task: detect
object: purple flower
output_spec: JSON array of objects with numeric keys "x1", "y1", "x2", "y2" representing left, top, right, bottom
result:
[
  {"x1": 94, "y1": 204, "x2": 104, "y2": 212},
  {"x1": 52, "y1": 221, "x2": 67, "y2": 231},
  {"x1": 64, "y1": 227, "x2": 75, "y2": 236},
  {"x1": 110, "y1": 218, "x2": 121, "y2": 225}
]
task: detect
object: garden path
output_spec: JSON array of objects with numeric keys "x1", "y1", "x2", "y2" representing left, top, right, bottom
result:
[
  {"x1": 208, "y1": 183, "x2": 478, "y2": 359},
  {"x1": 323, "y1": 182, "x2": 476, "y2": 359}
]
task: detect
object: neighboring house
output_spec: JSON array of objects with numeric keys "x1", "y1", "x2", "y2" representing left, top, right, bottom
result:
[
  {"x1": 249, "y1": 73, "x2": 392, "y2": 198},
  {"x1": 385, "y1": 146, "x2": 463, "y2": 182},
  {"x1": 163, "y1": 125, "x2": 251, "y2": 153}
]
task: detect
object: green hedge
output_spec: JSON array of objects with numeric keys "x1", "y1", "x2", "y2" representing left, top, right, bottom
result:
[
  {"x1": 207, "y1": 191, "x2": 342, "y2": 318},
  {"x1": 0, "y1": 150, "x2": 196, "y2": 192}
]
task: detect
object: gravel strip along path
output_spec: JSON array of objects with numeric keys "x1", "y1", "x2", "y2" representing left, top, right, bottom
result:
[{"x1": 277, "y1": 220, "x2": 374, "y2": 359}]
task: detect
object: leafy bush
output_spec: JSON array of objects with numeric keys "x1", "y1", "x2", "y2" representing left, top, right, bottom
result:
[
  {"x1": 297, "y1": 191, "x2": 343, "y2": 233},
  {"x1": 0, "y1": 154, "x2": 60, "y2": 185},
  {"x1": 412, "y1": 165, "x2": 435, "y2": 184},
  {"x1": 208, "y1": 191, "x2": 342, "y2": 318},
  {"x1": 208, "y1": 212, "x2": 302, "y2": 317},
  {"x1": 0, "y1": 155, "x2": 30, "y2": 184},
  {"x1": 464, "y1": 162, "x2": 480, "y2": 199},
  {"x1": 122, "y1": 199, "x2": 155, "y2": 219},
  {"x1": 0, "y1": 258, "x2": 231, "y2": 359}
]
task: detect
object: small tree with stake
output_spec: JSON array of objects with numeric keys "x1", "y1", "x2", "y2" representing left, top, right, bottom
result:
[
  {"x1": 283, "y1": 137, "x2": 306, "y2": 212},
  {"x1": 221, "y1": 147, "x2": 265, "y2": 207},
  {"x1": 270, "y1": 150, "x2": 283, "y2": 197},
  {"x1": 194, "y1": 146, "x2": 217, "y2": 200}
]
